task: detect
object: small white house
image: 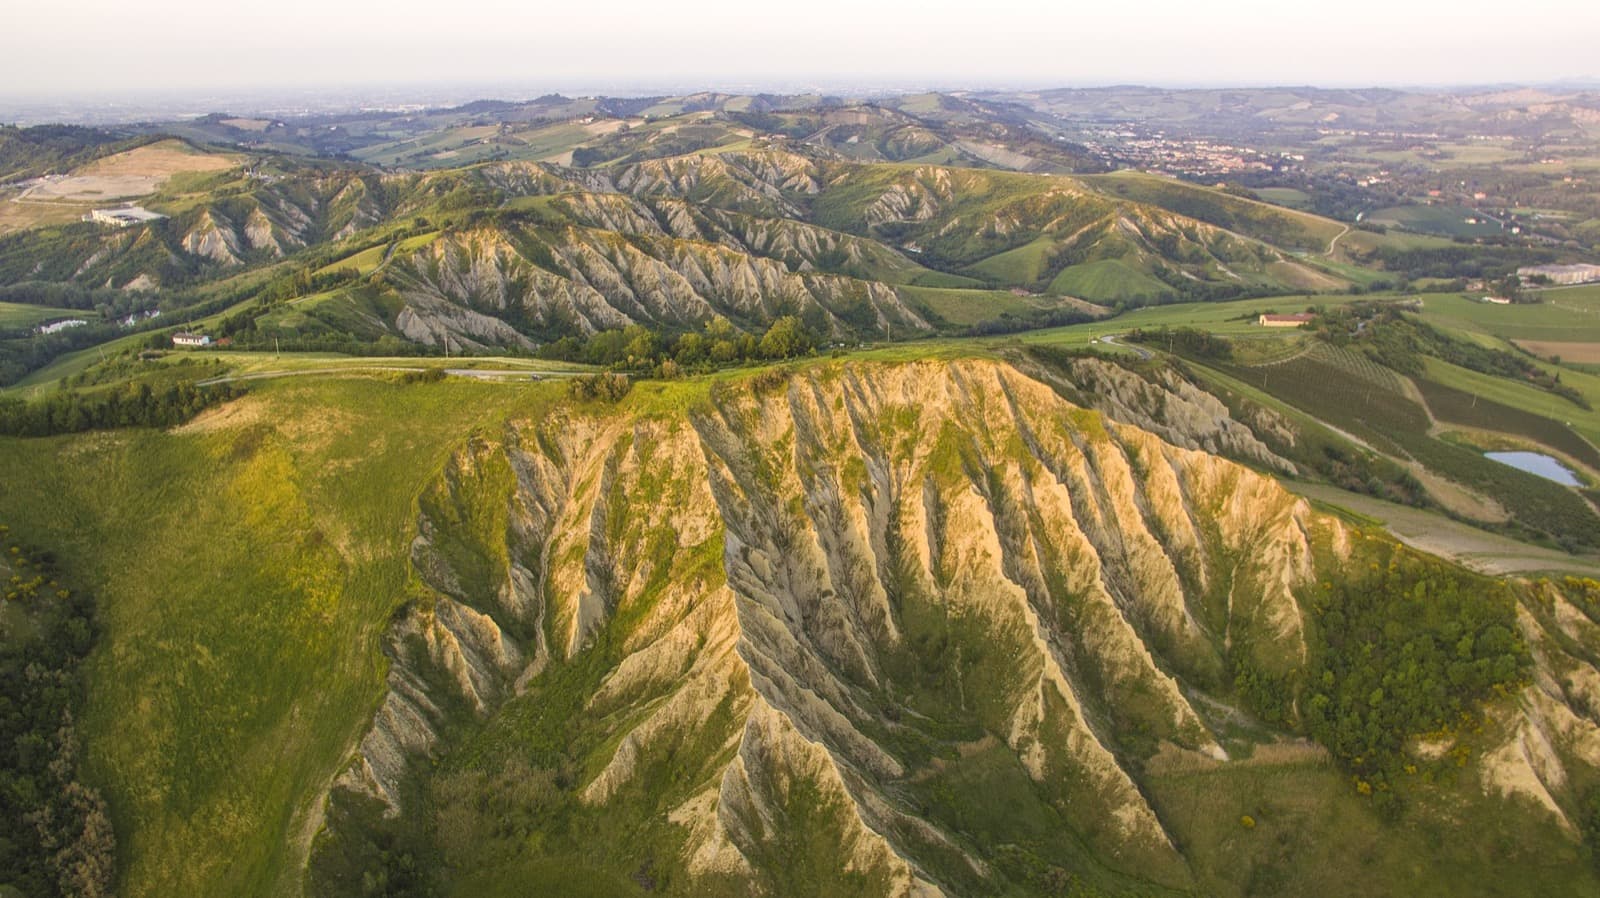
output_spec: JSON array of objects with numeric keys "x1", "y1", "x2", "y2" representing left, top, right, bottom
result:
[
  {"x1": 1482, "y1": 296, "x2": 1512, "y2": 305},
  {"x1": 172, "y1": 332, "x2": 212, "y2": 348},
  {"x1": 1258, "y1": 313, "x2": 1316, "y2": 328}
]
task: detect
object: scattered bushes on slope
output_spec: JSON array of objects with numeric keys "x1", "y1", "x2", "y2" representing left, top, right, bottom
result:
[{"x1": 566, "y1": 372, "x2": 632, "y2": 403}]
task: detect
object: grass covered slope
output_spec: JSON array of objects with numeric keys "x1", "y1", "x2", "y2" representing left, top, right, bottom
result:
[{"x1": 0, "y1": 374, "x2": 545, "y2": 897}]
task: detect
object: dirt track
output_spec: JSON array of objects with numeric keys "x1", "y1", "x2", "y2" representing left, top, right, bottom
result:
[{"x1": 1287, "y1": 480, "x2": 1600, "y2": 577}]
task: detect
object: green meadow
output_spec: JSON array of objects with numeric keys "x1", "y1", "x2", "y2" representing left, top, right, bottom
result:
[
  {"x1": 0, "y1": 302, "x2": 93, "y2": 329},
  {"x1": 0, "y1": 375, "x2": 556, "y2": 898}
]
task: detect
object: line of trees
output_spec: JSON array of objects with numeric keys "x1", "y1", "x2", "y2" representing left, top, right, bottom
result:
[
  {"x1": 0, "y1": 380, "x2": 244, "y2": 437},
  {"x1": 539, "y1": 315, "x2": 820, "y2": 376}
]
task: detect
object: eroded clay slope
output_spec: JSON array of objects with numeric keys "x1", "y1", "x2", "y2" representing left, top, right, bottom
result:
[{"x1": 323, "y1": 358, "x2": 1350, "y2": 895}]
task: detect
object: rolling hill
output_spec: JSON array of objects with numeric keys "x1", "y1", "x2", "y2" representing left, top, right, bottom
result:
[{"x1": 0, "y1": 137, "x2": 1369, "y2": 369}]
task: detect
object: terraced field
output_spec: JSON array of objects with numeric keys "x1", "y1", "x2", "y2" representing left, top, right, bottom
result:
[{"x1": 1218, "y1": 342, "x2": 1426, "y2": 454}]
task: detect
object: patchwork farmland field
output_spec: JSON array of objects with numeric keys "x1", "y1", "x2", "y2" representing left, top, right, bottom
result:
[
  {"x1": 1365, "y1": 205, "x2": 1506, "y2": 238},
  {"x1": 1206, "y1": 342, "x2": 1600, "y2": 546},
  {"x1": 1216, "y1": 342, "x2": 1425, "y2": 453},
  {"x1": 1512, "y1": 340, "x2": 1600, "y2": 364},
  {"x1": 1413, "y1": 289, "x2": 1600, "y2": 343}
]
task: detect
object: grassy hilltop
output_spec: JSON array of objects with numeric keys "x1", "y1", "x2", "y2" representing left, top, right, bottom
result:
[{"x1": 0, "y1": 376, "x2": 542, "y2": 896}]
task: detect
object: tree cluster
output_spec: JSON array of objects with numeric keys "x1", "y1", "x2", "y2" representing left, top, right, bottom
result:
[
  {"x1": 565, "y1": 372, "x2": 632, "y2": 403},
  {"x1": 0, "y1": 527, "x2": 115, "y2": 898},
  {"x1": 1361, "y1": 244, "x2": 1556, "y2": 283},
  {"x1": 1125, "y1": 326, "x2": 1235, "y2": 360},
  {"x1": 1301, "y1": 549, "x2": 1528, "y2": 804},
  {"x1": 0, "y1": 124, "x2": 129, "y2": 180}
]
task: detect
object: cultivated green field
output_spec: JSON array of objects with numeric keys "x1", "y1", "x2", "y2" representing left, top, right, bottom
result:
[
  {"x1": 1365, "y1": 205, "x2": 1506, "y2": 238},
  {"x1": 1016, "y1": 292, "x2": 1361, "y2": 342},
  {"x1": 962, "y1": 236, "x2": 1057, "y2": 284},
  {"x1": 1048, "y1": 259, "x2": 1175, "y2": 303},
  {"x1": 1421, "y1": 355, "x2": 1600, "y2": 447},
  {"x1": 1413, "y1": 288, "x2": 1600, "y2": 343},
  {"x1": 1253, "y1": 187, "x2": 1312, "y2": 209},
  {"x1": 895, "y1": 285, "x2": 1065, "y2": 327},
  {"x1": 0, "y1": 302, "x2": 93, "y2": 329}
]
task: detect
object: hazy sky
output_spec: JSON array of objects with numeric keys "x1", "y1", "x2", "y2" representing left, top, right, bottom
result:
[{"x1": 6, "y1": 0, "x2": 1599, "y2": 100}]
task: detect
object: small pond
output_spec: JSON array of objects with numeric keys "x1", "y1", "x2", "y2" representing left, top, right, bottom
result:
[{"x1": 1484, "y1": 451, "x2": 1582, "y2": 486}]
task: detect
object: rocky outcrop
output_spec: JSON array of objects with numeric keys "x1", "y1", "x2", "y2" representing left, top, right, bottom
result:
[
  {"x1": 180, "y1": 211, "x2": 242, "y2": 266},
  {"x1": 1480, "y1": 582, "x2": 1600, "y2": 831},
  {"x1": 243, "y1": 208, "x2": 284, "y2": 256},
  {"x1": 1023, "y1": 354, "x2": 1297, "y2": 473},
  {"x1": 386, "y1": 222, "x2": 932, "y2": 346}
]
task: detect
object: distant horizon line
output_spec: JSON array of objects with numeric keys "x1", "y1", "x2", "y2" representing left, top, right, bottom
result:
[
  {"x1": 3, "y1": 77, "x2": 1598, "y2": 127},
  {"x1": 5, "y1": 75, "x2": 1600, "y2": 101}
]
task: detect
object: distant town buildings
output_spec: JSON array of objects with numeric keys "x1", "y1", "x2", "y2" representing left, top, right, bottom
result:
[
  {"x1": 1081, "y1": 126, "x2": 1283, "y2": 178},
  {"x1": 172, "y1": 332, "x2": 212, "y2": 347},
  {"x1": 36, "y1": 319, "x2": 88, "y2": 335},
  {"x1": 1517, "y1": 263, "x2": 1600, "y2": 286},
  {"x1": 87, "y1": 207, "x2": 165, "y2": 228},
  {"x1": 1258, "y1": 313, "x2": 1316, "y2": 327}
]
